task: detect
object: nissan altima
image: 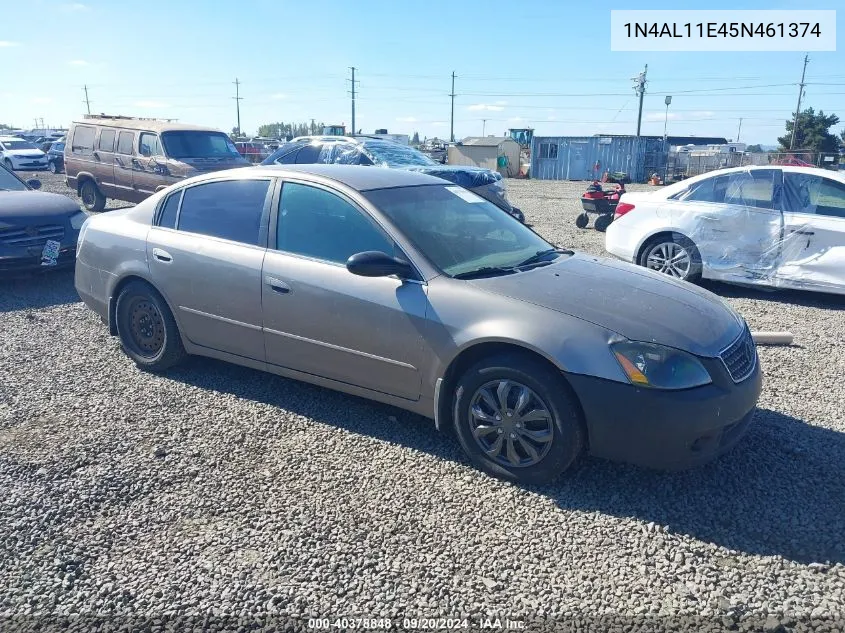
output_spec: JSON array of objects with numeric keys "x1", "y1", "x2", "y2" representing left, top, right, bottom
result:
[{"x1": 75, "y1": 165, "x2": 762, "y2": 483}]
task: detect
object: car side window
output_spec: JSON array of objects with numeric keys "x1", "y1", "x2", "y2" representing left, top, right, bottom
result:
[
  {"x1": 139, "y1": 133, "x2": 163, "y2": 157},
  {"x1": 177, "y1": 179, "x2": 271, "y2": 246},
  {"x1": 71, "y1": 126, "x2": 96, "y2": 154},
  {"x1": 276, "y1": 182, "x2": 394, "y2": 264},
  {"x1": 273, "y1": 148, "x2": 299, "y2": 164},
  {"x1": 98, "y1": 129, "x2": 116, "y2": 152},
  {"x1": 783, "y1": 173, "x2": 845, "y2": 218},
  {"x1": 680, "y1": 175, "x2": 728, "y2": 203},
  {"x1": 295, "y1": 144, "x2": 322, "y2": 164},
  {"x1": 157, "y1": 190, "x2": 182, "y2": 229},
  {"x1": 116, "y1": 131, "x2": 135, "y2": 155},
  {"x1": 723, "y1": 171, "x2": 776, "y2": 209}
]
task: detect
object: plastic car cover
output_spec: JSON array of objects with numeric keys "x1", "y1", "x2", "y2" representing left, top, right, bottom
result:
[
  {"x1": 673, "y1": 168, "x2": 845, "y2": 292},
  {"x1": 401, "y1": 165, "x2": 501, "y2": 188}
]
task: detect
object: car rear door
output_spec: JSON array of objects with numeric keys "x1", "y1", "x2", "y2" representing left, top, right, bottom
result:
[
  {"x1": 663, "y1": 169, "x2": 784, "y2": 281},
  {"x1": 114, "y1": 130, "x2": 143, "y2": 203},
  {"x1": 146, "y1": 177, "x2": 273, "y2": 361},
  {"x1": 261, "y1": 179, "x2": 427, "y2": 401},
  {"x1": 779, "y1": 171, "x2": 845, "y2": 291},
  {"x1": 94, "y1": 128, "x2": 117, "y2": 197}
]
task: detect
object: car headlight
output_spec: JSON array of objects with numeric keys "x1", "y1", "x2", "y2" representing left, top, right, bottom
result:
[
  {"x1": 70, "y1": 210, "x2": 89, "y2": 230},
  {"x1": 611, "y1": 341, "x2": 711, "y2": 389}
]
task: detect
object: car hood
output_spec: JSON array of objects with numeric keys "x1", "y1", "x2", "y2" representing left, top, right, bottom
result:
[
  {"x1": 399, "y1": 164, "x2": 499, "y2": 188},
  {"x1": 469, "y1": 253, "x2": 744, "y2": 357},
  {"x1": 7, "y1": 149, "x2": 45, "y2": 158},
  {"x1": 0, "y1": 191, "x2": 82, "y2": 218}
]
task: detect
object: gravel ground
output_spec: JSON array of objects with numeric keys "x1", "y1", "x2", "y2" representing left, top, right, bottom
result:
[{"x1": 1, "y1": 173, "x2": 844, "y2": 632}]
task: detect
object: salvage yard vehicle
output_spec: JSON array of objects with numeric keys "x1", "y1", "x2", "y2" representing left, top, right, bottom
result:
[
  {"x1": 64, "y1": 115, "x2": 250, "y2": 212},
  {"x1": 605, "y1": 166, "x2": 845, "y2": 295},
  {"x1": 75, "y1": 165, "x2": 761, "y2": 483},
  {"x1": 46, "y1": 140, "x2": 65, "y2": 174},
  {"x1": 0, "y1": 136, "x2": 49, "y2": 171},
  {"x1": 262, "y1": 136, "x2": 525, "y2": 223},
  {"x1": 0, "y1": 162, "x2": 86, "y2": 273}
]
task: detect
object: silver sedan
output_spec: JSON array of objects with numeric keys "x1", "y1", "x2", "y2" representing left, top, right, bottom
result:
[{"x1": 75, "y1": 165, "x2": 762, "y2": 483}]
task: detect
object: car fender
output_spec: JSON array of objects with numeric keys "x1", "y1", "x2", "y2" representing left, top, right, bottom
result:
[{"x1": 73, "y1": 170, "x2": 97, "y2": 193}]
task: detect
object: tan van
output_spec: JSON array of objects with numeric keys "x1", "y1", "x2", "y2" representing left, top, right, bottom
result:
[{"x1": 65, "y1": 115, "x2": 250, "y2": 211}]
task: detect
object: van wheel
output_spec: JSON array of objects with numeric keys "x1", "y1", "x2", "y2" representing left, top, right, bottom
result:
[
  {"x1": 452, "y1": 353, "x2": 584, "y2": 485},
  {"x1": 80, "y1": 180, "x2": 106, "y2": 212},
  {"x1": 116, "y1": 281, "x2": 186, "y2": 371}
]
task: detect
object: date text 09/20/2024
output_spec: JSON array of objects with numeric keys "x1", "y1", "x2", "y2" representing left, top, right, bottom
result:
[
  {"x1": 307, "y1": 617, "x2": 525, "y2": 630},
  {"x1": 623, "y1": 22, "x2": 822, "y2": 39}
]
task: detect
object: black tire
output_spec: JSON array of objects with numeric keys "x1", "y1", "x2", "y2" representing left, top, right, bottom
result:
[
  {"x1": 594, "y1": 214, "x2": 612, "y2": 232},
  {"x1": 575, "y1": 213, "x2": 589, "y2": 229},
  {"x1": 115, "y1": 281, "x2": 186, "y2": 371},
  {"x1": 48, "y1": 160, "x2": 58, "y2": 174},
  {"x1": 638, "y1": 233, "x2": 702, "y2": 282},
  {"x1": 452, "y1": 353, "x2": 585, "y2": 485},
  {"x1": 79, "y1": 179, "x2": 106, "y2": 212}
]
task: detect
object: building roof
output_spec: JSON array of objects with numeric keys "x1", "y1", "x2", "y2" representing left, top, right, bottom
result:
[
  {"x1": 460, "y1": 136, "x2": 515, "y2": 147},
  {"x1": 70, "y1": 115, "x2": 222, "y2": 134}
]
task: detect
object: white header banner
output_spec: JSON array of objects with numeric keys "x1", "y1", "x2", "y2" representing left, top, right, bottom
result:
[{"x1": 610, "y1": 10, "x2": 836, "y2": 51}]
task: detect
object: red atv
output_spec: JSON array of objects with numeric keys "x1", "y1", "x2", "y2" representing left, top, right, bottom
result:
[{"x1": 577, "y1": 181, "x2": 626, "y2": 232}]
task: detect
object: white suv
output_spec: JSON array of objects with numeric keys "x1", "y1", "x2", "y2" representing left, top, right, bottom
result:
[{"x1": 0, "y1": 136, "x2": 49, "y2": 171}]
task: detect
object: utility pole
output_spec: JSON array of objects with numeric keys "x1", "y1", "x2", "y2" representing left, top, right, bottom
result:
[
  {"x1": 83, "y1": 84, "x2": 91, "y2": 115},
  {"x1": 449, "y1": 71, "x2": 456, "y2": 143},
  {"x1": 349, "y1": 67, "x2": 357, "y2": 136},
  {"x1": 232, "y1": 78, "x2": 243, "y2": 136},
  {"x1": 736, "y1": 118, "x2": 743, "y2": 143},
  {"x1": 789, "y1": 54, "x2": 809, "y2": 150},
  {"x1": 632, "y1": 64, "x2": 647, "y2": 137},
  {"x1": 482, "y1": 119, "x2": 487, "y2": 136}
]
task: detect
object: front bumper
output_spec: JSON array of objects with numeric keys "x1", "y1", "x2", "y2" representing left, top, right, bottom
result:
[
  {"x1": 7, "y1": 157, "x2": 48, "y2": 170},
  {"x1": 0, "y1": 247, "x2": 77, "y2": 273},
  {"x1": 567, "y1": 355, "x2": 762, "y2": 470}
]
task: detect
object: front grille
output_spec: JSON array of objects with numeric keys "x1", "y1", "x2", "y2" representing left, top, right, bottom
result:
[
  {"x1": 0, "y1": 224, "x2": 65, "y2": 248},
  {"x1": 719, "y1": 326, "x2": 757, "y2": 383}
]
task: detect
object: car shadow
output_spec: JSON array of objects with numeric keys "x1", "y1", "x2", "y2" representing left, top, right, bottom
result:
[
  {"x1": 166, "y1": 357, "x2": 844, "y2": 566},
  {"x1": 701, "y1": 279, "x2": 845, "y2": 311},
  {"x1": 0, "y1": 268, "x2": 80, "y2": 312}
]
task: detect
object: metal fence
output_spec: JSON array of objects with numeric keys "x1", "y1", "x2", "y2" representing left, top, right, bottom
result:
[{"x1": 667, "y1": 151, "x2": 843, "y2": 180}]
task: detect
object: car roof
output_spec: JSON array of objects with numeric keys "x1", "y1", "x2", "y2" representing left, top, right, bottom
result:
[
  {"x1": 0, "y1": 136, "x2": 27, "y2": 142},
  {"x1": 69, "y1": 118, "x2": 224, "y2": 134},
  {"x1": 187, "y1": 164, "x2": 448, "y2": 191}
]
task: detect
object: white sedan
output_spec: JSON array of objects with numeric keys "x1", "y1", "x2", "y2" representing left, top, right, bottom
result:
[
  {"x1": 605, "y1": 165, "x2": 845, "y2": 295},
  {"x1": 0, "y1": 136, "x2": 49, "y2": 171}
]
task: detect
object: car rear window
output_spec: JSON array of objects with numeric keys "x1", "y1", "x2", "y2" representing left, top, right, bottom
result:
[
  {"x1": 117, "y1": 131, "x2": 135, "y2": 155},
  {"x1": 177, "y1": 179, "x2": 271, "y2": 246}
]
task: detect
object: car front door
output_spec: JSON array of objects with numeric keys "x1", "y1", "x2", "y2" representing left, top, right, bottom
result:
[
  {"x1": 663, "y1": 169, "x2": 784, "y2": 281},
  {"x1": 114, "y1": 130, "x2": 143, "y2": 203},
  {"x1": 261, "y1": 180, "x2": 427, "y2": 401},
  {"x1": 779, "y1": 171, "x2": 845, "y2": 291},
  {"x1": 146, "y1": 177, "x2": 273, "y2": 360},
  {"x1": 134, "y1": 132, "x2": 166, "y2": 198}
]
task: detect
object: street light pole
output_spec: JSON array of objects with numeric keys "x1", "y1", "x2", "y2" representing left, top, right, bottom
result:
[{"x1": 663, "y1": 95, "x2": 672, "y2": 184}]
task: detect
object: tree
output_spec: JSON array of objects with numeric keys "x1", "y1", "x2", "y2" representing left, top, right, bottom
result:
[
  {"x1": 777, "y1": 108, "x2": 840, "y2": 153},
  {"x1": 745, "y1": 144, "x2": 763, "y2": 153},
  {"x1": 411, "y1": 131, "x2": 420, "y2": 145},
  {"x1": 257, "y1": 121, "x2": 324, "y2": 140}
]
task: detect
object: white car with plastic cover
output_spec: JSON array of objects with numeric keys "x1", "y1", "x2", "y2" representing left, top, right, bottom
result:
[{"x1": 605, "y1": 165, "x2": 845, "y2": 295}]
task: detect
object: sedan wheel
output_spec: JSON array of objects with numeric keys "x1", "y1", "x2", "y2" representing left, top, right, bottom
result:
[
  {"x1": 453, "y1": 352, "x2": 584, "y2": 484},
  {"x1": 468, "y1": 380, "x2": 553, "y2": 468},
  {"x1": 641, "y1": 236, "x2": 702, "y2": 282},
  {"x1": 116, "y1": 280, "x2": 186, "y2": 371},
  {"x1": 48, "y1": 161, "x2": 58, "y2": 174}
]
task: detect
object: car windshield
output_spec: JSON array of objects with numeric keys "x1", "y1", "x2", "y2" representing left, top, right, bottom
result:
[
  {"x1": 160, "y1": 131, "x2": 240, "y2": 159},
  {"x1": 361, "y1": 141, "x2": 437, "y2": 167},
  {"x1": 3, "y1": 140, "x2": 37, "y2": 150},
  {"x1": 0, "y1": 165, "x2": 28, "y2": 191},
  {"x1": 365, "y1": 184, "x2": 554, "y2": 277}
]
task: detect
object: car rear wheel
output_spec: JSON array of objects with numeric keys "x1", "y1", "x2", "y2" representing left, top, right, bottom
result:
[
  {"x1": 452, "y1": 353, "x2": 584, "y2": 484},
  {"x1": 639, "y1": 234, "x2": 702, "y2": 282},
  {"x1": 80, "y1": 180, "x2": 106, "y2": 212},
  {"x1": 116, "y1": 281, "x2": 186, "y2": 371}
]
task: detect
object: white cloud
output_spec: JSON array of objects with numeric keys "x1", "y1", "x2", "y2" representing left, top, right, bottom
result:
[
  {"x1": 67, "y1": 59, "x2": 89, "y2": 66},
  {"x1": 468, "y1": 103, "x2": 505, "y2": 112},
  {"x1": 0, "y1": 41, "x2": 19, "y2": 47},
  {"x1": 270, "y1": 93, "x2": 287, "y2": 100},
  {"x1": 32, "y1": 97, "x2": 53, "y2": 105},
  {"x1": 396, "y1": 116, "x2": 418, "y2": 122},
  {"x1": 134, "y1": 100, "x2": 169, "y2": 109}
]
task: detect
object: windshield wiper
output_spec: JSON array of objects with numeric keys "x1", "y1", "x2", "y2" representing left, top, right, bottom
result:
[
  {"x1": 452, "y1": 266, "x2": 518, "y2": 280},
  {"x1": 514, "y1": 247, "x2": 573, "y2": 269}
]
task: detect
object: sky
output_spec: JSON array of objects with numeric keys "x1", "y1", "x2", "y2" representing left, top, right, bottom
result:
[{"x1": 0, "y1": 0, "x2": 843, "y2": 145}]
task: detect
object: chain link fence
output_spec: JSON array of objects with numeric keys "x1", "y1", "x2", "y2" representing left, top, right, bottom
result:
[{"x1": 668, "y1": 150, "x2": 843, "y2": 180}]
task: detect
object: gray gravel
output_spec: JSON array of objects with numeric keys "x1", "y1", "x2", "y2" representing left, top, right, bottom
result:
[{"x1": 1, "y1": 173, "x2": 844, "y2": 631}]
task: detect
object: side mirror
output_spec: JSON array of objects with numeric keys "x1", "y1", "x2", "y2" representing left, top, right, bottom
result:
[
  {"x1": 346, "y1": 251, "x2": 414, "y2": 278},
  {"x1": 27, "y1": 179, "x2": 42, "y2": 190}
]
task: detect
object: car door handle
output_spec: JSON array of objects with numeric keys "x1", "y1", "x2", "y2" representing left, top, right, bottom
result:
[
  {"x1": 152, "y1": 248, "x2": 172, "y2": 263},
  {"x1": 265, "y1": 276, "x2": 290, "y2": 294}
]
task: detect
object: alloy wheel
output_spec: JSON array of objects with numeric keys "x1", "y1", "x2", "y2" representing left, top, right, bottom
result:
[
  {"x1": 468, "y1": 380, "x2": 554, "y2": 468},
  {"x1": 646, "y1": 241, "x2": 692, "y2": 278}
]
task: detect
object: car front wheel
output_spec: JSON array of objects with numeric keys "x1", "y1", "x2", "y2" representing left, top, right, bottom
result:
[
  {"x1": 453, "y1": 353, "x2": 584, "y2": 484},
  {"x1": 115, "y1": 281, "x2": 186, "y2": 371},
  {"x1": 639, "y1": 234, "x2": 702, "y2": 282},
  {"x1": 48, "y1": 160, "x2": 58, "y2": 174}
]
